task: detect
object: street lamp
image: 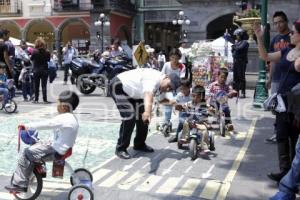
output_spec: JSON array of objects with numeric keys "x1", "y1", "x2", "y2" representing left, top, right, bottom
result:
[
  {"x1": 94, "y1": 13, "x2": 110, "y2": 53},
  {"x1": 253, "y1": 0, "x2": 269, "y2": 107},
  {"x1": 172, "y1": 11, "x2": 191, "y2": 39}
]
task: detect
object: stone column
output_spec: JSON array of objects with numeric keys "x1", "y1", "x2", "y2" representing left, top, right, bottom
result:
[{"x1": 54, "y1": 29, "x2": 62, "y2": 68}]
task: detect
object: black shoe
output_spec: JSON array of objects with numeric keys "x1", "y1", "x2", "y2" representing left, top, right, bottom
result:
[
  {"x1": 43, "y1": 101, "x2": 51, "y2": 104},
  {"x1": 115, "y1": 150, "x2": 131, "y2": 159},
  {"x1": 267, "y1": 171, "x2": 288, "y2": 182},
  {"x1": 240, "y1": 94, "x2": 246, "y2": 98},
  {"x1": 264, "y1": 134, "x2": 277, "y2": 144},
  {"x1": 168, "y1": 136, "x2": 178, "y2": 143},
  {"x1": 5, "y1": 184, "x2": 27, "y2": 193},
  {"x1": 133, "y1": 144, "x2": 154, "y2": 153}
]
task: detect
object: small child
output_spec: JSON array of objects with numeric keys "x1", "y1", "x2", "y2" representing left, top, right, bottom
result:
[
  {"x1": 0, "y1": 65, "x2": 9, "y2": 108},
  {"x1": 161, "y1": 48, "x2": 186, "y2": 128},
  {"x1": 180, "y1": 86, "x2": 211, "y2": 154},
  {"x1": 19, "y1": 66, "x2": 33, "y2": 101},
  {"x1": 5, "y1": 90, "x2": 80, "y2": 192},
  {"x1": 168, "y1": 82, "x2": 192, "y2": 143},
  {"x1": 207, "y1": 68, "x2": 236, "y2": 131}
]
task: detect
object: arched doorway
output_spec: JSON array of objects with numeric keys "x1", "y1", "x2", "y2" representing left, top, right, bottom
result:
[
  {"x1": 206, "y1": 13, "x2": 237, "y2": 41},
  {"x1": 115, "y1": 25, "x2": 131, "y2": 46},
  {"x1": 24, "y1": 19, "x2": 55, "y2": 50},
  {"x1": 59, "y1": 18, "x2": 90, "y2": 55},
  {"x1": 0, "y1": 20, "x2": 21, "y2": 39}
]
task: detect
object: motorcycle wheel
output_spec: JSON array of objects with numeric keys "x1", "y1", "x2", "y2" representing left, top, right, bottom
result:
[
  {"x1": 189, "y1": 139, "x2": 198, "y2": 160},
  {"x1": 77, "y1": 74, "x2": 96, "y2": 95},
  {"x1": 177, "y1": 131, "x2": 183, "y2": 149},
  {"x1": 208, "y1": 131, "x2": 215, "y2": 151},
  {"x1": 162, "y1": 125, "x2": 169, "y2": 137}
]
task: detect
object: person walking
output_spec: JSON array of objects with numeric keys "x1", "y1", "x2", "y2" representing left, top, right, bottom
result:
[
  {"x1": 31, "y1": 38, "x2": 50, "y2": 104},
  {"x1": 110, "y1": 68, "x2": 181, "y2": 159},
  {"x1": 3, "y1": 29, "x2": 14, "y2": 79},
  {"x1": 62, "y1": 41, "x2": 77, "y2": 85},
  {"x1": 231, "y1": 28, "x2": 249, "y2": 98},
  {"x1": 265, "y1": 11, "x2": 291, "y2": 144},
  {"x1": 254, "y1": 19, "x2": 300, "y2": 187}
]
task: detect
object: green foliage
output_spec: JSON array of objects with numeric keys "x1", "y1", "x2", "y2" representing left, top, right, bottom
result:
[{"x1": 244, "y1": 9, "x2": 260, "y2": 18}]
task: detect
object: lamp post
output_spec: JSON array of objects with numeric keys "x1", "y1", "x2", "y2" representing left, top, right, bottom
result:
[
  {"x1": 94, "y1": 13, "x2": 110, "y2": 53},
  {"x1": 253, "y1": 0, "x2": 269, "y2": 107},
  {"x1": 172, "y1": 11, "x2": 191, "y2": 40}
]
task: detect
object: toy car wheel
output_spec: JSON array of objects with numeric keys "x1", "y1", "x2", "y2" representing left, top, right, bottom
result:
[
  {"x1": 70, "y1": 168, "x2": 93, "y2": 186},
  {"x1": 189, "y1": 139, "x2": 198, "y2": 160},
  {"x1": 77, "y1": 74, "x2": 96, "y2": 95},
  {"x1": 220, "y1": 115, "x2": 226, "y2": 137},
  {"x1": 177, "y1": 131, "x2": 183, "y2": 149},
  {"x1": 4, "y1": 99, "x2": 17, "y2": 113},
  {"x1": 68, "y1": 184, "x2": 93, "y2": 200},
  {"x1": 168, "y1": 123, "x2": 172, "y2": 133},
  {"x1": 13, "y1": 170, "x2": 43, "y2": 200},
  {"x1": 208, "y1": 131, "x2": 215, "y2": 151},
  {"x1": 162, "y1": 125, "x2": 169, "y2": 137}
]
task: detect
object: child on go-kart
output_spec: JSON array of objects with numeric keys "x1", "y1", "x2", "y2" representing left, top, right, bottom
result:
[
  {"x1": 206, "y1": 68, "x2": 237, "y2": 131},
  {"x1": 0, "y1": 64, "x2": 10, "y2": 109},
  {"x1": 5, "y1": 90, "x2": 80, "y2": 193},
  {"x1": 177, "y1": 85, "x2": 212, "y2": 154}
]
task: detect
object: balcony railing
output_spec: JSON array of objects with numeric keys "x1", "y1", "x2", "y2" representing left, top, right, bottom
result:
[
  {"x1": 53, "y1": 0, "x2": 92, "y2": 12},
  {"x1": 0, "y1": 2, "x2": 22, "y2": 15},
  {"x1": 144, "y1": 0, "x2": 181, "y2": 7}
]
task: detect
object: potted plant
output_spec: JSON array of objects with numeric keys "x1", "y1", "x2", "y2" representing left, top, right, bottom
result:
[{"x1": 233, "y1": 8, "x2": 261, "y2": 42}]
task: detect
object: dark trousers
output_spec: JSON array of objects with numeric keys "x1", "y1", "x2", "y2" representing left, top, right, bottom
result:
[
  {"x1": 22, "y1": 82, "x2": 32, "y2": 100},
  {"x1": 64, "y1": 63, "x2": 71, "y2": 82},
  {"x1": 110, "y1": 77, "x2": 149, "y2": 151},
  {"x1": 33, "y1": 70, "x2": 48, "y2": 102},
  {"x1": 233, "y1": 59, "x2": 247, "y2": 95},
  {"x1": 276, "y1": 112, "x2": 300, "y2": 172}
]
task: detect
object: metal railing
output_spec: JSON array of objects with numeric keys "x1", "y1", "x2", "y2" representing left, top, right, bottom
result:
[
  {"x1": 144, "y1": 0, "x2": 181, "y2": 7},
  {"x1": 53, "y1": 1, "x2": 92, "y2": 12},
  {"x1": 0, "y1": 2, "x2": 22, "y2": 15}
]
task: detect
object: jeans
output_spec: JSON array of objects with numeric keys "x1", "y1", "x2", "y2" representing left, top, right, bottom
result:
[
  {"x1": 22, "y1": 82, "x2": 32, "y2": 100},
  {"x1": 277, "y1": 135, "x2": 300, "y2": 197},
  {"x1": 0, "y1": 87, "x2": 9, "y2": 106},
  {"x1": 163, "y1": 105, "x2": 172, "y2": 124},
  {"x1": 176, "y1": 112, "x2": 187, "y2": 138}
]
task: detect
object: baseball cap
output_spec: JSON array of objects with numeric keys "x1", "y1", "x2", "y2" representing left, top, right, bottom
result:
[{"x1": 168, "y1": 73, "x2": 181, "y2": 91}]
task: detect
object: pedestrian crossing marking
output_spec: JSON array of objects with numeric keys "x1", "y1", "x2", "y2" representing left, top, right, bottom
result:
[
  {"x1": 235, "y1": 132, "x2": 247, "y2": 140},
  {"x1": 176, "y1": 178, "x2": 201, "y2": 196},
  {"x1": 118, "y1": 171, "x2": 144, "y2": 190},
  {"x1": 98, "y1": 170, "x2": 128, "y2": 187},
  {"x1": 199, "y1": 180, "x2": 221, "y2": 199},
  {"x1": 93, "y1": 168, "x2": 111, "y2": 183},
  {"x1": 0, "y1": 192, "x2": 13, "y2": 199},
  {"x1": 135, "y1": 174, "x2": 162, "y2": 192},
  {"x1": 156, "y1": 176, "x2": 182, "y2": 194}
]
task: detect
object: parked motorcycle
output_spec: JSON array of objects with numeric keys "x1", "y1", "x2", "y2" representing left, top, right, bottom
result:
[{"x1": 72, "y1": 55, "x2": 133, "y2": 96}]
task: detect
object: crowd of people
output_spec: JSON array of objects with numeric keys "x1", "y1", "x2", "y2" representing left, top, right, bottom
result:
[{"x1": 1, "y1": 10, "x2": 300, "y2": 200}]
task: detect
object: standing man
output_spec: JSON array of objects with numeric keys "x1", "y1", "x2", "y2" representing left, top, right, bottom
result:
[
  {"x1": 0, "y1": 30, "x2": 13, "y2": 79},
  {"x1": 231, "y1": 28, "x2": 249, "y2": 98},
  {"x1": 265, "y1": 11, "x2": 291, "y2": 145},
  {"x1": 62, "y1": 41, "x2": 77, "y2": 85},
  {"x1": 266, "y1": 11, "x2": 294, "y2": 183},
  {"x1": 178, "y1": 39, "x2": 189, "y2": 66},
  {"x1": 2, "y1": 29, "x2": 14, "y2": 79},
  {"x1": 110, "y1": 68, "x2": 181, "y2": 159},
  {"x1": 157, "y1": 51, "x2": 166, "y2": 71}
]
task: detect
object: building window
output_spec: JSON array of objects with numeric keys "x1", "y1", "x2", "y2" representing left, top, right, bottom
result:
[{"x1": 0, "y1": 0, "x2": 10, "y2": 5}]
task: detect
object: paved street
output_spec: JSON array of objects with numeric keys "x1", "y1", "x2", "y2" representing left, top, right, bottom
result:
[{"x1": 0, "y1": 71, "x2": 294, "y2": 200}]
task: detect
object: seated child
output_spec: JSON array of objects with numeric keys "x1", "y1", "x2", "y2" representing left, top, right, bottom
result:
[
  {"x1": 5, "y1": 90, "x2": 80, "y2": 192},
  {"x1": 168, "y1": 82, "x2": 192, "y2": 143},
  {"x1": 207, "y1": 68, "x2": 236, "y2": 131},
  {"x1": 0, "y1": 65, "x2": 9, "y2": 108},
  {"x1": 179, "y1": 85, "x2": 212, "y2": 154}
]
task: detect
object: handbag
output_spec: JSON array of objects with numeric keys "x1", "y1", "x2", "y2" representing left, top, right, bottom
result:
[{"x1": 263, "y1": 66, "x2": 291, "y2": 113}]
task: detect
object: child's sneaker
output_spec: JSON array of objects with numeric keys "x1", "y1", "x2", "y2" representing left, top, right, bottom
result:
[{"x1": 226, "y1": 124, "x2": 234, "y2": 131}]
